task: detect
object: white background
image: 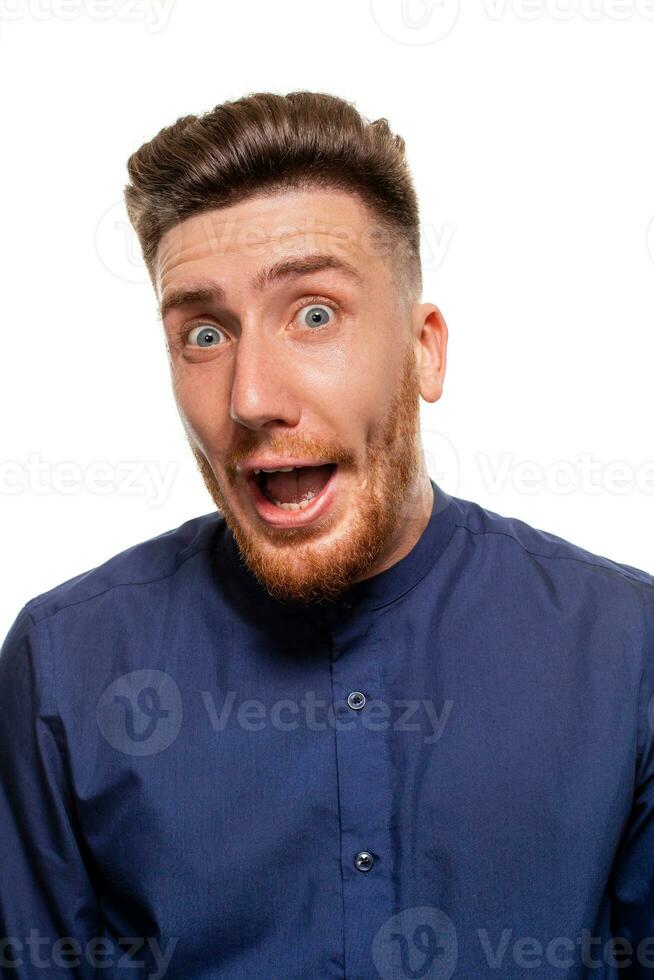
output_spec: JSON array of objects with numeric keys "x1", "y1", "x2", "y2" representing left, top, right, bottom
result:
[{"x1": 1, "y1": 0, "x2": 653, "y2": 638}]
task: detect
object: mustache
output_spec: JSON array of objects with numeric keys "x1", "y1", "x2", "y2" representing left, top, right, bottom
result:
[{"x1": 227, "y1": 444, "x2": 354, "y2": 476}]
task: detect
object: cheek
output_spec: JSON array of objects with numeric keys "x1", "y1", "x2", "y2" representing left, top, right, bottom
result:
[
  {"x1": 304, "y1": 339, "x2": 392, "y2": 438},
  {"x1": 341, "y1": 352, "x2": 388, "y2": 416},
  {"x1": 170, "y1": 373, "x2": 228, "y2": 447}
]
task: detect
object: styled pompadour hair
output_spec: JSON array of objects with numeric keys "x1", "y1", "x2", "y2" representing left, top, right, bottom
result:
[{"x1": 124, "y1": 89, "x2": 422, "y2": 303}]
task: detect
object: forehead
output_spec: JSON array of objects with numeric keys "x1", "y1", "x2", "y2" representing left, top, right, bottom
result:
[{"x1": 154, "y1": 188, "x2": 396, "y2": 301}]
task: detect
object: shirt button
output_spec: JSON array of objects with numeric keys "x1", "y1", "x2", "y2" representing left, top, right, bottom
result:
[
  {"x1": 354, "y1": 851, "x2": 374, "y2": 872},
  {"x1": 347, "y1": 691, "x2": 366, "y2": 711}
]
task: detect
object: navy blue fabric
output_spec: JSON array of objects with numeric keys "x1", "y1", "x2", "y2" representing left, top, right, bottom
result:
[{"x1": 1, "y1": 479, "x2": 654, "y2": 978}]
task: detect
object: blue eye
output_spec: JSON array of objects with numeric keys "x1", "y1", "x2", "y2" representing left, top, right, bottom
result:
[
  {"x1": 301, "y1": 305, "x2": 332, "y2": 329},
  {"x1": 188, "y1": 324, "x2": 222, "y2": 348}
]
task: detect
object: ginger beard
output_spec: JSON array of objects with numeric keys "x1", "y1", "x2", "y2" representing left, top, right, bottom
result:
[{"x1": 188, "y1": 344, "x2": 426, "y2": 605}]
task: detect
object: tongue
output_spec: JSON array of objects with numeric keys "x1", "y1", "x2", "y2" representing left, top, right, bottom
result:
[{"x1": 265, "y1": 464, "x2": 334, "y2": 504}]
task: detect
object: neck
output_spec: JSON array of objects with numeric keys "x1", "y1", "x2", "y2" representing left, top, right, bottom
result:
[{"x1": 350, "y1": 467, "x2": 434, "y2": 585}]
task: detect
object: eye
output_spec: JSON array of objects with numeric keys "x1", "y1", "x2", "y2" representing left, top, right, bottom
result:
[
  {"x1": 187, "y1": 324, "x2": 224, "y2": 348},
  {"x1": 297, "y1": 304, "x2": 334, "y2": 330}
]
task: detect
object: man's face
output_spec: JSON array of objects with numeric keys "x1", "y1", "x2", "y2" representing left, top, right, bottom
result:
[{"x1": 155, "y1": 187, "x2": 445, "y2": 604}]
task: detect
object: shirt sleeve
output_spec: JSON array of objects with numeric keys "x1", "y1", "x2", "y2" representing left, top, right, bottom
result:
[
  {"x1": 0, "y1": 605, "x2": 103, "y2": 979},
  {"x1": 608, "y1": 600, "x2": 654, "y2": 978}
]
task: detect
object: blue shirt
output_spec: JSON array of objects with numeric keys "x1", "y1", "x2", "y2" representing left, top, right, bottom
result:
[{"x1": 1, "y1": 479, "x2": 654, "y2": 979}]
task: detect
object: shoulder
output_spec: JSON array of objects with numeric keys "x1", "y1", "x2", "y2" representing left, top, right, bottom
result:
[
  {"x1": 0, "y1": 511, "x2": 228, "y2": 720},
  {"x1": 16, "y1": 510, "x2": 226, "y2": 630},
  {"x1": 446, "y1": 492, "x2": 654, "y2": 734},
  {"x1": 448, "y1": 489, "x2": 654, "y2": 594},
  {"x1": 444, "y1": 488, "x2": 654, "y2": 658}
]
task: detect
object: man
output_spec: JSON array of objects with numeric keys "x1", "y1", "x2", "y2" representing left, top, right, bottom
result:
[{"x1": 0, "y1": 90, "x2": 653, "y2": 979}]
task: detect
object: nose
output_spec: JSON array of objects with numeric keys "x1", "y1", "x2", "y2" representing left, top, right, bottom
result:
[{"x1": 229, "y1": 325, "x2": 300, "y2": 431}]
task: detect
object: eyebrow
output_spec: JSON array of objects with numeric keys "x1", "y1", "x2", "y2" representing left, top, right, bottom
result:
[{"x1": 158, "y1": 252, "x2": 363, "y2": 320}]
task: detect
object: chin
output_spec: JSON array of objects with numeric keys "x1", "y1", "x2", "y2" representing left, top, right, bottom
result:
[{"x1": 233, "y1": 487, "x2": 393, "y2": 605}]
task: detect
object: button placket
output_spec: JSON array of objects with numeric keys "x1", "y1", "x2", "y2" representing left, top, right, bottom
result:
[{"x1": 327, "y1": 614, "x2": 394, "y2": 974}]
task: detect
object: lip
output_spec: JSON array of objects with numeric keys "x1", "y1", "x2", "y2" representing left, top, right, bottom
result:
[
  {"x1": 244, "y1": 465, "x2": 340, "y2": 528},
  {"x1": 239, "y1": 457, "x2": 337, "y2": 478}
]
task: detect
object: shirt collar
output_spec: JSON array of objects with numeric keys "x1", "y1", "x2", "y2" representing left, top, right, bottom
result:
[{"x1": 216, "y1": 478, "x2": 458, "y2": 616}]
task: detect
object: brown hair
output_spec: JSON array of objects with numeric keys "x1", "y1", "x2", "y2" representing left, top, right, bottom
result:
[{"x1": 124, "y1": 90, "x2": 422, "y2": 303}]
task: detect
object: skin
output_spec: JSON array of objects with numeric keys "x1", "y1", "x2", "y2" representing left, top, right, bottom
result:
[{"x1": 154, "y1": 187, "x2": 448, "y2": 605}]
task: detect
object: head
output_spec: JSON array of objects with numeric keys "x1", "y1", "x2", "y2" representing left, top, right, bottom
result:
[{"x1": 124, "y1": 90, "x2": 447, "y2": 605}]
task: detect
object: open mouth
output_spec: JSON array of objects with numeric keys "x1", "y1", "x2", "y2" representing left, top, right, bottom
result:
[
  {"x1": 255, "y1": 463, "x2": 336, "y2": 509},
  {"x1": 246, "y1": 463, "x2": 339, "y2": 526}
]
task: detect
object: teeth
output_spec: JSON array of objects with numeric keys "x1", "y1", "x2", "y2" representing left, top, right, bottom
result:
[
  {"x1": 270, "y1": 491, "x2": 317, "y2": 511},
  {"x1": 253, "y1": 463, "x2": 333, "y2": 475}
]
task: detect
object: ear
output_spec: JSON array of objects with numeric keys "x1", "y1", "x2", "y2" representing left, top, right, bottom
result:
[{"x1": 411, "y1": 303, "x2": 448, "y2": 403}]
